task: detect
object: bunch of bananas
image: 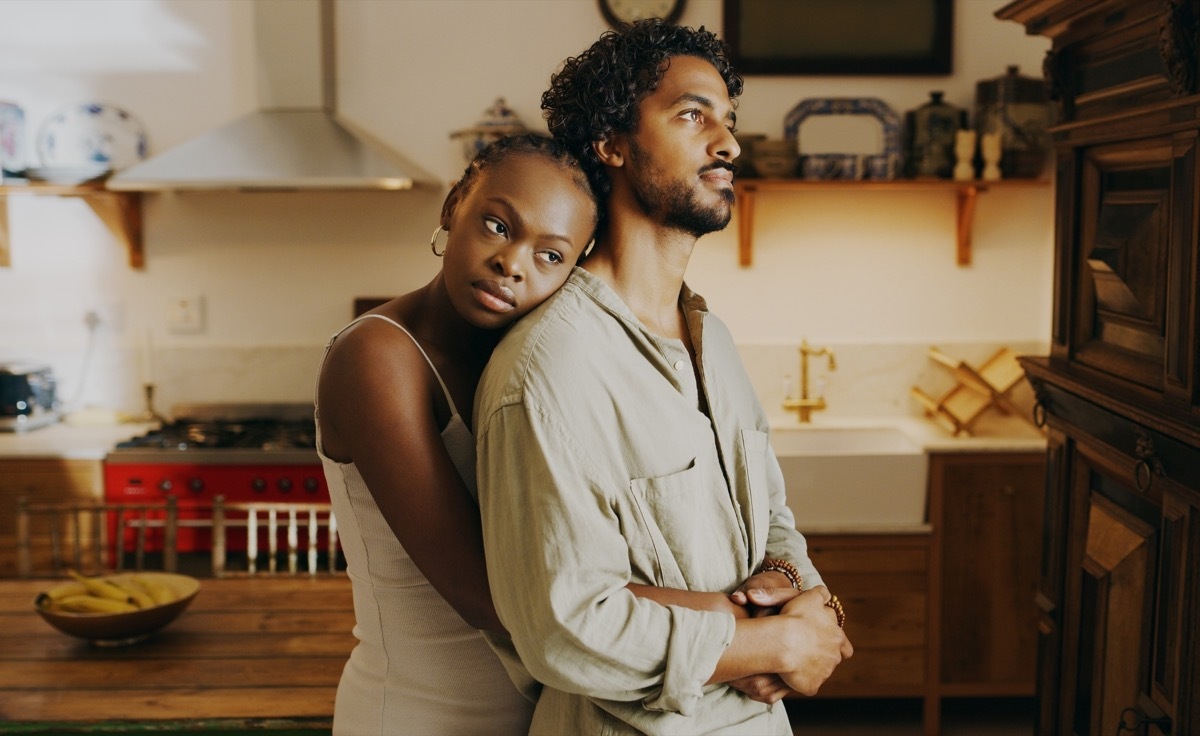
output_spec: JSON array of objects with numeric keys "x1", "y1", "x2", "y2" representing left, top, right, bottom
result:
[{"x1": 37, "y1": 571, "x2": 178, "y2": 614}]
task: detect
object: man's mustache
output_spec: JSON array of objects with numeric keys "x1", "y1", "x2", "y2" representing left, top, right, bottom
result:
[{"x1": 700, "y1": 161, "x2": 738, "y2": 176}]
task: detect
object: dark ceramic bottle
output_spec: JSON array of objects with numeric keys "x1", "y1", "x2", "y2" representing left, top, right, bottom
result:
[
  {"x1": 974, "y1": 65, "x2": 1051, "y2": 178},
  {"x1": 905, "y1": 91, "x2": 966, "y2": 179}
]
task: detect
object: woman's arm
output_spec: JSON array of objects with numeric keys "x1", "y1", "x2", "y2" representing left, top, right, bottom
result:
[
  {"x1": 318, "y1": 320, "x2": 504, "y2": 632},
  {"x1": 625, "y1": 583, "x2": 749, "y2": 619}
]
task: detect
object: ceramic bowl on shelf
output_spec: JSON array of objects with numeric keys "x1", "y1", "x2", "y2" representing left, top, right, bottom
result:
[
  {"x1": 36, "y1": 102, "x2": 148, "y2": 170},
  {"x1": 34, "y1": 572, "x2": 200, "y2": 646},
  {"x1": 23, "y1": 165, "x2": 111, "y2": 185}
]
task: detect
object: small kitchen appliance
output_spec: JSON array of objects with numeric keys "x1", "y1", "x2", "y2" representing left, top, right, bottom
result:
[
  {"x1": 0, "y1": 362, "x2": 60, "y2": 432},
  {"x1": 104, "y1": 403, "x2": 329, "y2": 558}
]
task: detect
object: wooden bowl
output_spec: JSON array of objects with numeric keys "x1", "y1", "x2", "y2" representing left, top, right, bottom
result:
[{"x1": 34, "y1": 572, "x2": 200, "y2": 645}]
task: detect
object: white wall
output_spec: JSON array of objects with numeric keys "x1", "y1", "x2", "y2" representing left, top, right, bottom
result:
[{"x1": 0, "y1": 0, "x2": 1051, "y2": 415}]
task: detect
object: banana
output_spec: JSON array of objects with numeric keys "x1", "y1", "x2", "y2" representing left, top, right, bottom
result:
[
  {"x1": 40, "y1": 581, "x2": 89, "y2": 601},
  {"x1": 67, "y1": 570, "x2": 133, "y2": 604},
  {"x1": 51, "y1": 594, "x2": 138, "y2": 614},
  {"x1": 108, "y1": 578, "x2": 156, "y2": 609},
  {"x1": 131, "y1": 575, "x2": 176, "y2": 606}
]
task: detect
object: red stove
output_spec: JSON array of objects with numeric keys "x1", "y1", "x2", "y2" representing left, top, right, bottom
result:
[{"x1": 104, "y1": 403, "x2": 328, "y2": 555}]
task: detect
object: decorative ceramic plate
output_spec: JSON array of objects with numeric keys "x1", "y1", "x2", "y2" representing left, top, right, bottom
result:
[
  {"x1": 0, "y1": 101, "x2": 26, "y2": 174},
  {"x1": 37, "y1": 102, "x2": 148, "y2": 169}
]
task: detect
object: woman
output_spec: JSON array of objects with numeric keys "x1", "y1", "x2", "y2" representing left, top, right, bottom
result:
[{"x1": 314, "y1": 134, "x2": 599, "y2": 735}]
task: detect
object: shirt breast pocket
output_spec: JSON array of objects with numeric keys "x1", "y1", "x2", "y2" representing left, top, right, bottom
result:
[
  {"x1": 736, "y1": 429, "x2": 772, "y2": 565},
  {"x1": 628, "y1": 460, "x2": 699, "y2": 590}
]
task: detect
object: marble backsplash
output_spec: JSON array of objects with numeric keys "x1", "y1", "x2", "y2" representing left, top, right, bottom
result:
[
  {"x1": 738, "y1": 339, "x2": 1048, "y2": 425},
  {"x1": 4, "y1": 340, "x2": 1048, "y2": 425}
]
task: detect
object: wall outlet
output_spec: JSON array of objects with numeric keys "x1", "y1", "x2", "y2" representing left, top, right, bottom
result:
[
  {"x1": 167, "y1": 295, "x2": 206, "y2": 334},
  {"x1": 86, "y1": 301, "x2": 126, "y2": 333}
]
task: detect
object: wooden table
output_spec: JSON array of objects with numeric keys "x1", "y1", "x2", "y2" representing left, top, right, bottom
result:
[{"x1": 0, "y1": 576, "x2": 355, "y2": 734}]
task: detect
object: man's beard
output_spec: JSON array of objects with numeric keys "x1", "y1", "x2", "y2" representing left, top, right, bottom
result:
[{"x1": 629, "y1": 140, "x2": 733, "y2": 238}]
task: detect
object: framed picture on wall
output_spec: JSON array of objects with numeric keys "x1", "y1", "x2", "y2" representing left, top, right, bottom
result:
[{"x1": 723, "y1": 0, "x2": 953, "y2": 75}]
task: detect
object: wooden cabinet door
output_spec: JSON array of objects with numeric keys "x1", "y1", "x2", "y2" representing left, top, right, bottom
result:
[
  {"x1": 1070, "y1": 132, "x2": 1196, "y2": 400},
  {"x1": 1075, "y1": 138, "x2": 1169, "y2": 387},
  {"x1": 934, "y1": 452, "x2": 1045, "y2": 693},
  {"x1": 1053, "y1": 438, "x2": 1169, "y2": 736}
]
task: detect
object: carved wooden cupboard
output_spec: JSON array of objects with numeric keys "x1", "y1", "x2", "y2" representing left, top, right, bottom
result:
[{"x1": 1000, "y1": 0, "x2": 1200, "y2": 734}]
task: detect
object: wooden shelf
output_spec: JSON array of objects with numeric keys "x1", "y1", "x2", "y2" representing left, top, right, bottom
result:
[
  {"x1": 0, "y1": 181, "x2": 144, "y2": 269},
  {"x1": 733, "y1": 178, "x2": 1049, "y2": 268}
]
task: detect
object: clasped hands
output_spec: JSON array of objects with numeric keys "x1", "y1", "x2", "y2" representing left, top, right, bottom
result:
[{"x1": 725, "y1": 573, "x2": 853, "y2": 704}]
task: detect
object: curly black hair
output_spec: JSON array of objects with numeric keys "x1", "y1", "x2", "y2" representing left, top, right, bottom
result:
[
  {"x1": 541, "y1": 19, "x2": 742, "y2": 209},
  {"x1": 442, "y1": 132, "x2": 600, "y2": 234}
]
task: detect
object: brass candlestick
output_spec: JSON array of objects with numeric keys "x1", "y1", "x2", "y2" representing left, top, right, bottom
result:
[{"x1": 140, "y1": 383, "x2": 167, "y2": 424}]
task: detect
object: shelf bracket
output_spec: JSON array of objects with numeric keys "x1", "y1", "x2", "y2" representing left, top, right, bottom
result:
[
  {"x1": 955, "y1": 184, "x2": 983, "y2": 266},
  {"x1": 82, "y1": 191, "x2": 144, "y2": 269},
  {"x1": 0, "y1": 197, "x2": 9, "y2": 268},
  {"x1": 736, "y1": 183, "x2": 758, "y2": 267},
  {"x1": 0, "y1": 186, "x2": 145, "y2": 270}
]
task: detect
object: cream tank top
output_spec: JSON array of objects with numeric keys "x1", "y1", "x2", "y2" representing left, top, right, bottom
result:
[{"x1": 315, "y1": 314, "x2": 533, "y2": 736}]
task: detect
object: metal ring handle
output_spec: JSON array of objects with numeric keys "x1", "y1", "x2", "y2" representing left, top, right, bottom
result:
[
  {"x1": 1032, "y1": 401, "x2": 1047, "y2": 428},
  {"x1": 1134, "y1": 460, "x2": 1153, "y2": 493}
]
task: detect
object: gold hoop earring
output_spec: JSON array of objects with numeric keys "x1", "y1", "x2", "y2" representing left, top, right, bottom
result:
[{"x1": 430, "y1": 226, "x2": 447, "y2": 257}]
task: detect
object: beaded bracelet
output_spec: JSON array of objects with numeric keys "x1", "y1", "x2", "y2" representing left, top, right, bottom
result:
[{"x1": 758, "y1": 557, "x2": 804, "y2": 591}]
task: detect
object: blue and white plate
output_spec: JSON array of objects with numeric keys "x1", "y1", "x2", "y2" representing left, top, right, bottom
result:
[{"x1": 37, "y1": 102, "x2": 148, "y2": 170}]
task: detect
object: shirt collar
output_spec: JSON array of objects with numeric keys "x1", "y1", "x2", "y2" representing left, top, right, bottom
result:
[{"x1": 569, "y1": 267, "x2": 712, "y2": 327}]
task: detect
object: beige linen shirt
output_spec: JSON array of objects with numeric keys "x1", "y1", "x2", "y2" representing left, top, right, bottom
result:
[{"x1": 475, "y1": 268, "x2": 823, "y2": 736}]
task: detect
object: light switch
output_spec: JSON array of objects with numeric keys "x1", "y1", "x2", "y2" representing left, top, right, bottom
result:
[{"x1": 167, "y1": 295, "x2": 206, "y2": 334}]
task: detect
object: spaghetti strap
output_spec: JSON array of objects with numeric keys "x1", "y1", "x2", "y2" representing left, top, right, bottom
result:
[{"x1": 317, "y1": 314, "x2": 463, "y2": 420}]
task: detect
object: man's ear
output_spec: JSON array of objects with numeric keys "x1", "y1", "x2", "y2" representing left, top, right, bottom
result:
[{"x1": 593, "y1": 136, "x2": 625, "y2": 168}]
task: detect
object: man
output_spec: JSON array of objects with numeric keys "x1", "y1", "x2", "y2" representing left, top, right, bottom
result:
[{"x1": 475, "y1": 20, "x2": 852, "y2": 735}]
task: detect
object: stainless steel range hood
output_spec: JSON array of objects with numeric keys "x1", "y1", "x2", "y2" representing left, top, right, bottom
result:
[{"x1": 108, "y1": 0, "x2": 430, "y2": 192}]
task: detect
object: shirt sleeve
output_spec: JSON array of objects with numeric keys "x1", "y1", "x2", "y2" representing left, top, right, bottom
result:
[
  {"x1": 762, "y1": 441, "x2": 824, "y2": 590},
  {"x1": 476, "y1": 400, "x2": 736, "y2": 716}
]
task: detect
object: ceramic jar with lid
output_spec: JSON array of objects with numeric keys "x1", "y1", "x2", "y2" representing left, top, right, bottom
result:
[
  {"x1": 904, "y1": 91, "x2": 966, "y2": 179},
  {"x1": 450, "y1": 98, "x2": 528, "y2": 167},
  {"x1": 974, "y1": 65, "x2": 1051, "y2": 178},
  {"x1": 751, "y1": 139, "x2": 799, "y2": 179}
]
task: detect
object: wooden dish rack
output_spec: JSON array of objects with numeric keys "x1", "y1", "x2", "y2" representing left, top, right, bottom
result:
[{"x1": 910, "y1": 346, "x2": 1034, "y2": 436}]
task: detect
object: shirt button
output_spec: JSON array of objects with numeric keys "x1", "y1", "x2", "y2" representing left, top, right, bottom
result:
[{"x1": 673, "y1": 359, "x2": 686, "y2": 371}]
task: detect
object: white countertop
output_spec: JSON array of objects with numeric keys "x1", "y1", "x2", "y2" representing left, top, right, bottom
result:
[
  {"x1": 0, "y1": 420, "x2": 159, "y2": 460},
  {"x1": 767, "y1": 412, "x2": 1047, "y2": 454},
  {"x1": 1, "y1": 411, "x2": 1044, "y2": 462}
]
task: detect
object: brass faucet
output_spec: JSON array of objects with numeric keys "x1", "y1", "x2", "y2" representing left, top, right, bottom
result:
[{"x1": 783, "y1": 339, "x2": 837, "y2": 423}]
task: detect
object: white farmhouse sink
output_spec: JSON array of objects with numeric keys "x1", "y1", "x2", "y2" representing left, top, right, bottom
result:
[{"x1": 769, "y1": 423, "x2": 928, "y2": 531}]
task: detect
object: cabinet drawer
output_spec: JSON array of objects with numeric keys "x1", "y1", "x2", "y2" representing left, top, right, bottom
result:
[
  {"x1": 1038, "y1": 3, "x2": 1173, "y2": 122},
  {"x1": 1028, "y1": 376, "x2": 1200, "y2": 500}
]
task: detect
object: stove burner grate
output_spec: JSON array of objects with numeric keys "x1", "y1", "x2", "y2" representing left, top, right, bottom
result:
[{"x1": 116, "y1": 418, "x2": 317, "y2": 452}]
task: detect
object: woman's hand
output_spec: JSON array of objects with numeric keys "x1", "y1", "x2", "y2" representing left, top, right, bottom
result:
[
  {"x1": 727, "y1": 673, "x2": 793, "y2": 704},
  {"x1": 729, "y1": 584, "x2": 803, "y2": 618}
]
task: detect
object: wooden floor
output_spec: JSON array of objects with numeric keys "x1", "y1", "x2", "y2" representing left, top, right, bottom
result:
[{"x1": 788, "y1": 697, "x2": 1035, "y2": 735}]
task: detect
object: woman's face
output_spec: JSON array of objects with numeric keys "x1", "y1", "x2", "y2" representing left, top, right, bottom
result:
[{"x1": 441, "y1": 155, "x2": 595, "y2": 329}]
